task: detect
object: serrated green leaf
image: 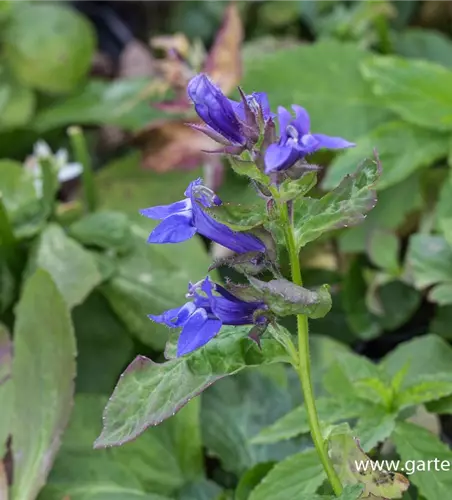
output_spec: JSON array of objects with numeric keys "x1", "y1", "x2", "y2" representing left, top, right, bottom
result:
[
  {"x1": 394, "y1": 374, "x2": 452, "y2": 410},
  {"x1": 235, "y1": 463, "x2": 275, "y2": 500},
  {"x1": 95, "y1": 325, "x2": 288, "y2": 448},
  {"x1": 204, "y1": 202, "x2": 267, "y2": 232},
  {"x1": 229, "y1": 157, "x2": 270, "y2": 185},
  {"x1": 405, "y1": 234, "x2": 452, "y2": 289},
  {"x1": 367, "y1": 229, "x2": 400, "y2": 274},
  {"x1": 353, "y1": 410, "x2": 396, "y2": 452},
  {"x1": 28, "y1": 224, "x2": 102, "y2": 309},
  {"x1": 278, "y1": 172, "x2": 318, "y2": 203},
  {"x1": 328, "y1": 425, "x2": 409, "y2": 498},
  {"x1": 201, "y1": 370, "x2": 298, "y2": 475},
  {"x1": 0, "y1": 325, "x2": 12, "y2": 458},
  {"x1": 248, "y1": 277, "x2": 332, "y2": 318},
  {"x1": 323, "y1": 121, "x2": 450, "y2": 191},
  {"x1": 251, "y1": 397, "x2": 361, "y2": 445},
  {"x1": 392, "y1": 422, "x2": 452, "y2": 500},
  {"x1": 248, "y1": 449, "x2": 326, "y2": 500},
  {"x1": 178, "y1": 480, "x2": 223, "y2": 500},
  {"x1": 242, "y1": 41, "x2": 392, "y2": 140},
  {"x1": 428, "y1": 282, "x2": 452, "y2": 305},
  {"x1": 12, "y1": 269, "x2": 76, "y2": 500},
  {"x1": 4, "y1": 3, "x2": 95, "y2": 93},
  {"x1": 294, "y1": 156, "x2": 381, "y2": 250},
  {"x1": 69, "y1": 211, "x2": 133, "y2": 254},
  {"x1": 362, "y1": 56, "x2": 452, "y2": 131}
]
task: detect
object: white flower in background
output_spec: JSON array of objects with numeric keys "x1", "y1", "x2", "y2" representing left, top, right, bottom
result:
[{"x1": 25, "y1": 140, "x2": 83, "y2": 197}]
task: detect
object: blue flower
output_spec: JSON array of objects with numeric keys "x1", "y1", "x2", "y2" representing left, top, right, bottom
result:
[
  {"x1": 265, "y1": 105, "x2": 355, "y2": 173},
  {"x1": 149, "y1": 277, "x2": 266, "y2": 356},
  {"x1": 187, "y1": 74, "x2": 272, "y2": 148},
  {"x1": 140, "y1": 178, "x2": 265, "y2": 254}
]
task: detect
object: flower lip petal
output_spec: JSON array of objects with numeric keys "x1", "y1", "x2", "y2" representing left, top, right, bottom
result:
[
  {"x1": 264, "y1": 143, "x2": 300, "y2": 173},
  {"x1": 148, "y1": 302, "x2": 196, "y2": 328},
  {"x1": 148, "y1": 212, "x2": 196, "y2": 244},
  {"x1": 140, "y1": 199, "x2": 191, "y2": 220},
  {"x1": 292, "y1": 105, "x2": 311, "y2": 136},
  {"x1": 311, "y1": 133, "x2": 356, "y2": 150},
  {"x1": 176, "y1": 309, "x2": 222, "y2": 356},
  {"x1": 277, "y1": 106, "x2": 292, "y2": 138}
]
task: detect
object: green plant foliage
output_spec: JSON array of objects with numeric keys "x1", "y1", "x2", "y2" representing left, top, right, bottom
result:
[
  {"x1": 3, "y1": 3, "x2": 96, "y2": 93},
  {"x1": 394, "y1": 29, "x2": 452, "y2": 68},
  {"x1": 0, "y1": 325, "x2": 12, "y2": 458}
]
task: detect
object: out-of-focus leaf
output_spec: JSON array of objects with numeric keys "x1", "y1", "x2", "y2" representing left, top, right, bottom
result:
[
  {"x1": 367, "y1": 229, "x2": 400, "y2": 274},
  {"x1": 405, "y1": 234, "x2": 452, "y2": 289},
  {"x1": 12, "y1": 269, "x2": 76, "y2": 500},
  {"x1": 394, "y1": 28, "x2": 452, "y2": 68},
  {"x1": 0, "y1": 68, "x2": 35, "y2": 130},
  {"x1": 0, "y1": 260, "x2": 15, "y2": 313},
  {"x1": 201, "y1": 370, "x2": 299, "y2": 475},
  {"x1": 69, "y1": 211, "x2": 133, "y2": 254},
  {"x1": 294, "y1": 156, "x2": 381, "y2": 250},
  {"x1": 394, "y1": 374, "x2": 452, "y2": 410},
  {"x1": 323, "y1": 121, "x2": 450, "y2": 190},
  {"x1": 392, "y1": 422, "x2": 452, "y2": 500},
  {"x1": 430, "y1": 305, "x2": 452, "y2": 340},
  {"x1": 4, "y1": 3, "x2": 95, "y2": 93},
  {"x1": 328, "y1": 425, "x2": 409, "y2": 498},
  {"x1": 235, "y1": 463, "x2": 275, "y2": 500},
  {"x1": 94, "y1": 325, "x2": 288, "y2": 448},
  {"x1": 382, "y1": 334, "x2": 452, "y2": 388},
  {"x1": 0, "y1": 325, "x2": 12, "y2": 457},
  {"x1": 72, "y1": 292, "x2": 134, "y2": 393},
  {"x1": 242, "y1": 41, "x2": 392, "y2": 141},
  {"x1": 33, "y1": 79, "x2": 171, "y2": 133},
  {"x1": 178, "y1": 480, "x2": 223, "y2": 500},
  {"x1": 353, "y1": 410, "x2": 396, "y2": 452},
  {"x1": 100, "y1": 220, "x2": 214, "y2": 350},
  {"x1": 362, "y1": 56, "x2": 452, "y2": 131},
  {"x1": 428, "y1": 282, "x2": 452, "y2": 305},
  {"x1": 28, "y1": 224, "x2": 102, "y2": 309},
  {"x1": 248, "y1": 449, "x2": 326, "y2": 500}
]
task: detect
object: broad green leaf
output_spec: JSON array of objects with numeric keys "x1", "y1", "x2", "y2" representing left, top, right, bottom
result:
[
  {"x1": 362, "y1": 56, "x2": 452, "y2": 131},
  {"x1": 430, "y1": 305, "x2": 452, "y2": 340},
  {"x1": 242, "y1": 41, "x2": 392, "y2": 140},
  {"x1": 248, "y1": 277, "x2": 332, "y2": 318},
  {"x1": 392, "y1": 422, "x2": 452, "y2": 500},
  {"x1": 394, "y1": 29, "x2": 452, "y2": 68},
  {"x1": 328, "y1": 426, "x2": 409, "y2": 498},
  {"x1": 367, "y1": 229, "x2": 400, "y2": 274},
  {"x1": 178, "y1": 480, "x2": 223, "y2": 500},
  {"x1": 382, "y1": 334, "x2": 452, "y2": 388},
  {"x1": 201, "y1": 370, "x2": 299, "y2": 475},
  {"x1": 248, "y1": 449, "x2": 326, "y2": 500},
  {"x1": 251, "y1": 397, "x2": 362, "y2": 445},
  {"x1": 33, "y1": 79, "x2": 172, "y2": 133},
  {"x1": 28, "y1": 224, "x2": 102, "y2": 309},
  {"x1": 342, "y1": 257, "x2": 380, "y2": 340},
  {"x1": 204, "y1": 202, "x2": 267, "y2": 232},
  {"x1": 95, "y1": 326, "x2": 288, "y2": 448},
  {"x1": 394, "y1": 374, "x2": 452, "y2": 410},
  {"x1": 235, "y1": 463, "x2": 275, "y2": 500},
  {"x1": 0, "y1": 259, "x2": 14, "y2": 313},
  {"x1": 353, "y1": 410, "x2": 397, "y2": 452},
  {"x1": 294, "y1": 156, "x2": 381, "y2": 250},
  {"x1": 405, "y1": 234, "x2": 452, "y2": 289},
  {"x1": 0, "y1": 68, "x2": 35, "y2": 130},
  {"x1": 40, "y1": 487, "x2": 169, "y2": 500},
  {"x1": 323, "y1": 121, "x2": 450, "y2": 191},
  {"x1": 0, "y1": 325, "x2": 12, "y2": 457},
  {"x1": 428, "y1": 282, "x2": 452, "y2": 305},
  {"x1": 100, "y1": 220, "x2": 214, "y2": 350},
  {"x1": 72, "y1": 292, "x2": 134, "y2": 393},
  {"x1": 4, "y1": 3, "x2": 95, "y2": 93},
  {"x1": 426, "y1": 394, "x2": 452, "y2": 415},
  {"x1": 278, "y1": 172, "x2": 318, "y2": 203},
  {"x1": 69, "y1": 211, "x2": 133, "y2": 254},
  {"x1": 12, "y1": 269, "x2": 76, "y2": 500}
]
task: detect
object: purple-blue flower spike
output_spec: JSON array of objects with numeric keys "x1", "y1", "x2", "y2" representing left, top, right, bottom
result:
[
  {"x1": 264, "y1": 105, "x2": 355, "y2": 173},
  {"x1": 149, "y1": 277, "x2": 266, "y2": 356},
  {"x1": 140, "y1": 178, "x2": 265, "y2": 254}
]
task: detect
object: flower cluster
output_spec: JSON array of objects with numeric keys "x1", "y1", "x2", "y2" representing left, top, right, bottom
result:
[{"x1": 141, "y1": 73, "x2": 355, "y2": 357}]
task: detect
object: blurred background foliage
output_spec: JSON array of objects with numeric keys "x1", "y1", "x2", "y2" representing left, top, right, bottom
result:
[{"x1": 3, "y1": 1, "x2": 452, "y2": 499}]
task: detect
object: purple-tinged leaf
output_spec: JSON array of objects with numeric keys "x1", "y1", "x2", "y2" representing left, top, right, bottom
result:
[
  {"x1": 95, "y1": 325, "x2": 288, "y2": 448},
  {"x1": 11, "y1": 269, "x2": 76, "y2": 500}
]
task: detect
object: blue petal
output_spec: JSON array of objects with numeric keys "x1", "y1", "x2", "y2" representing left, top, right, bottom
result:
[
  {"x1": 254, "y1": 92, "x2": 273, "y2": 120},
  {"x1": 298, "y1": 134, "x2": 320, "y2": 155},
  {"x1": 184, "y1": 178, "x2": 203, "y2": 198},
  {"x1": 177, "y1": 309, "x2": 222, "y2": 356},
  {"x1": 211, "y1": 293, "x2": 262, "y2": 325},
  {"x1": 264, "y1": 143, "x2": 300, "y2": 173},
  {"x1": 311, "y1": 134, "x2": 356, "y2": 150},
  {"x1": 148, "y1": 302, "x2": 196, "y2": 328},
  {"x1": 277, "y1": 106, "x2": 292, "y2": 138},
  {"x1": 292, "y1": 105, "x2": 310, "y2": 135},
  {"x1": 140, "y1": 199, "x2": 191, "y2": 220},
  {"x1": 148, "y1": 212, "x2": 196, "y2": 244}
]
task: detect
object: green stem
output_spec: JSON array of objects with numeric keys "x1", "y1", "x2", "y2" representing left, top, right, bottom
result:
[
  {"x1": 40, "y1": 157, "x2": 57, "y2": 219},
  {"x1": 68, "y1": 126, "x2": 97, "y2": 212},
  {"x1": 281, "y1": 202, "x2": 343, "y2": 496}
]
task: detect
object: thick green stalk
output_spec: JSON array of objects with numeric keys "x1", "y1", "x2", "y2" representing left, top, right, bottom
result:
[{"x1": 281, "y1": 203, "x2": 343, "y2": 496}]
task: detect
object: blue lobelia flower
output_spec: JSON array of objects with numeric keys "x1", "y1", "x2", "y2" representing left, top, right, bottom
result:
[
  {"x1": 187, "y1": 73, "x2": 272, "y2": 149},
  {"x1": 149, "y1": 276, "x2": 267, "y2": 356},
  {"x1": 140, "y1": 178, "x2": 265, "y2": 254},
  {"x1": 264, "y1": 105, "x2": 355, "y2": 173}
]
